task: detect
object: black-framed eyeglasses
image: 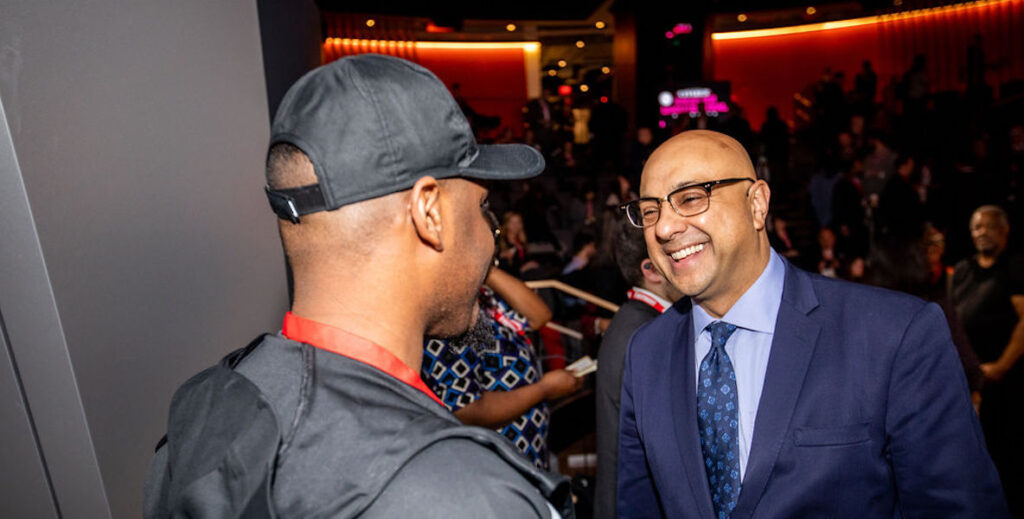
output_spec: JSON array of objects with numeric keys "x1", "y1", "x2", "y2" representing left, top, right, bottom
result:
[
  {"x1": 482, "y1": 200, "x2": 503, "y2": 266},
  {"x1": 620, "y1": 177, "x2": 755, "y2": 228},
  {"x1": 482, "y1": 200, "x2": 501, "y2": 241}
]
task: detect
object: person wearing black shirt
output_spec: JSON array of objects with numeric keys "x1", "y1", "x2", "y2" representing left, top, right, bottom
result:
[{"x1": 952, "y1": 205, "x2": 1024, "y2": 517}]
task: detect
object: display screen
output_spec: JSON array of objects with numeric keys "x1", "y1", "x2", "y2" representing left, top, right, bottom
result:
[{"x1": 657, "y1": 82, "x2": 731, "y2": 118}]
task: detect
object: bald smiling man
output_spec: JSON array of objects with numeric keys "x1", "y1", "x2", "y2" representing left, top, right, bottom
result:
[{"x1": 615, "y1": 130, "x2": 1008, "y2": 519}]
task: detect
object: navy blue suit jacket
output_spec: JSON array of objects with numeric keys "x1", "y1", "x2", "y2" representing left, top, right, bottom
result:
[{"x1": 617, "y1": 261, "x2": 1008, "y2": 518}]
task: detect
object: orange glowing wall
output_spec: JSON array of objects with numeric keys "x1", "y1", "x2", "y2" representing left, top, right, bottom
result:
[
  {"x1": 323, "y1": 40, "x2": 532, "y2": 138},
  {"x1": 711, "y1": 0, "x2": 1024, "y2": 129}
]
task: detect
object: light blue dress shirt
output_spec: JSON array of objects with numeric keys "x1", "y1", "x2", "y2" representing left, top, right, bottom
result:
[{"x1": 692, "y1": 249, "x2": 785, "y2": 480}]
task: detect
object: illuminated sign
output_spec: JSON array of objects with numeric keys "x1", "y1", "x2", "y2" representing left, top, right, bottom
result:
[{"x1": 658, "y1": 83, "x2": 731, "y2": 118}]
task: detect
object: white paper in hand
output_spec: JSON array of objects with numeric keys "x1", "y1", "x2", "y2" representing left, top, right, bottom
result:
[{"x1": 565, "y1": 355, "x2": 598, "y2": 377}]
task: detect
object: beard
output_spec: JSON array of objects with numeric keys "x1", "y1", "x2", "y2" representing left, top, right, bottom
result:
[{"x1": 428, "y1": 307, "x2": 495, "y2": 354}]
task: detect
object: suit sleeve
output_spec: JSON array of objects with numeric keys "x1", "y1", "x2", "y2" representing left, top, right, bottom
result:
[
  {"x1": 886, "y1": 302, "x2": 1010, "y2": 518},
  {"x1": 617, "y1": 334, "x2": 664, "y2": 519}
]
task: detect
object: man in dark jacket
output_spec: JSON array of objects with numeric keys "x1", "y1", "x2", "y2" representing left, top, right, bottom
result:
[
  {"x1": 594, "y1": 216, "x2": 681, "y2": 519},
  {"x1": 144, "y1": 54, "x2": 572, "y2": 518}
]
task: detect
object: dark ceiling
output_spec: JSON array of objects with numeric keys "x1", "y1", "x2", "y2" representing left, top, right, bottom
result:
[
  {"x1": 315, "y1": 0, "x2": 965, "y2": 25},
  {"x1": 315, "y1": 0, "x2": 610, "y2": 20}
]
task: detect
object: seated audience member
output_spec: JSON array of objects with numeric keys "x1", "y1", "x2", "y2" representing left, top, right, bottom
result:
[
  {"x1": 594, "y1": 216, "x2": 683, "y2": 519},
  {"x1": 815, "y1": 227, "x2": 841, "y2": 278},
  {"x1": 877, "y1": 154, "x2": 925, "y2": 241},
  {"x1": 562, "y1": 230, "x2": 599, "y2": 275},
  {"x1": 498, "y1": 211, "x2": 537, "y2": 275},
  {"x1": 605, "y1": 174, "x2": 639, "y2": 207},
  {"x1": 422, "y1": 266, "x2": 584, "y2": 469},
  {"x1": 767, "y1": 216, "x2": 801, "y2": 262},
  {"x1": 921, "y1": 225, "x2": 984, "y2": 401}
]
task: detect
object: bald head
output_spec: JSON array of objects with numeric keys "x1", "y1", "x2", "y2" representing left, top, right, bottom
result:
[
  {"x1": 973, "y1": 205, "x2": 1009, "y2": 228},
  {"x1": 970, "y1": 204, "x2": 1010, "y2": 260},
  {"x1": 641, "y1": 130, "x2": 755, "y2": 197},
  {"x1": 638, "y1": 130, "x2": 770, "y2": 317}
]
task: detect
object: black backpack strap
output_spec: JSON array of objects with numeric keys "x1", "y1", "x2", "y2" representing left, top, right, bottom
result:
[
  {"x1": 152, "y1": 334, "x2": 271, "y2": 453},
  {"x1": 148, "y1": 334, "x2": 283, "y2": 519},
  {"x1": 223, "y1": 333, "x2": 272, "y2": 369}
]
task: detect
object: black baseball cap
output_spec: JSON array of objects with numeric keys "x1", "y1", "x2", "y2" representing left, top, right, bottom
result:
[{"x1": 266, "y1": 53, "x2": 545, "y2": 223}]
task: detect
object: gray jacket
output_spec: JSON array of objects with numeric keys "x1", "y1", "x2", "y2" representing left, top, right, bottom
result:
[{"x1": 144, "y1": 333, "x2": 572, "y2": 518}]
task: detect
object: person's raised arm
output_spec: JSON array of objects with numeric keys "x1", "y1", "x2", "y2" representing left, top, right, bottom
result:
[
  {"x1": 455, "y1": 370, "x2": 582, "y2": 429},
  {"x1": 485, "y1": 266, "x2": 552, "y2": 329}
]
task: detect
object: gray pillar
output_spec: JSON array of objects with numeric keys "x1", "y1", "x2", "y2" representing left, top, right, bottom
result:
[{"x1": 0, "y1": 1, "x2": 288, "y2": 517}]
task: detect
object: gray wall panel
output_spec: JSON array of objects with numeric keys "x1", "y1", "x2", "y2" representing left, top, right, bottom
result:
[
  {"x1": 0, "y1": 91, "x2": 110, "y2": 519},
  {"x1": 0, "y1": 290, "x2": 59, "y2": 518},
  {"x1": 0, "y1": 1, "x2": 288, "y2": 517}
]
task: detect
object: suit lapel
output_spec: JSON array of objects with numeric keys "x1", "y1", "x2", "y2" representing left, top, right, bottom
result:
[
  {"x1": 731, "y1": 264, "x2": 821, "y2": 519},
  {"x1": 668, "y1": 302, "x2": 717, "y2": 519}
]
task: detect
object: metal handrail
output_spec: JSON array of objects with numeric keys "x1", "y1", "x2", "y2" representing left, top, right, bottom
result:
[
  {"x1": 544, "y1": 321, "x2": 583, "y2": 340},
  {"x1": 525, "y1": 279, "x2": 620, "y2": 313}
]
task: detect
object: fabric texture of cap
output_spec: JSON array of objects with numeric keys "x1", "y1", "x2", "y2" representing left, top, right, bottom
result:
[{"x1": 268, "y1": 53, "x2": 544, "y2": 213}]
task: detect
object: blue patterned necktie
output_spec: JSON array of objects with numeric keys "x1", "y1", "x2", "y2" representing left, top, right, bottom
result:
[{"x1": 697, "y1": 321, "x2": 741, "y2": 519}]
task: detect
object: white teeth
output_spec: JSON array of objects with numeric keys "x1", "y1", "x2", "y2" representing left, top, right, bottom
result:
[{"x1": 670, "y1": 243, "x2": 705, "y2": 260}]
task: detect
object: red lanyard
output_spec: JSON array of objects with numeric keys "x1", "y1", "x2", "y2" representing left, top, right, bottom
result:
[
  {"x1": 487, "y1": 304, "x2": 527, "y2": 336},
  {"x1": 627, "y1": 289, "x2": 666, "y2": 313},
  {"x1": 281, "y1": 312, "x2": 443, "y2": 406}
]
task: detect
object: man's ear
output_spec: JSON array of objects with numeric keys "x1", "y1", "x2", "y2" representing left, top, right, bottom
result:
[
  {"x1": 410, "y1": 176, "x2": 444, "y2": 252},
  {"x1": 748, "y1": 179, "x2": 771, "y2": 232},
  {"x1": 640, "y1": 258, "x2": 664, "y2": 285}
]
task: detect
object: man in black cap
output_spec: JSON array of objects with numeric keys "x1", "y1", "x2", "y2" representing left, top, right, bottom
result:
[{"x1": 144, "y1": 54, "x2": 571, "y2": 518}]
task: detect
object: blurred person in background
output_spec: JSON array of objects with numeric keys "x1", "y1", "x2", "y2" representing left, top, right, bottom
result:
[
  {"x1": 951, "y1": 205, "x2": 1024, "y2": 516},
  {"x1": 499, "y1": 211, "x2": 538, "y2": 276},
  {"x1": 877, "y1": 154, "x2": 925, "y2": 242},
  {"x1": 594, "y1": 216, "x2": 683, "y2": 519},
  {"x1": 814, "y1": 227, "x2": 841, "y2": 278}
]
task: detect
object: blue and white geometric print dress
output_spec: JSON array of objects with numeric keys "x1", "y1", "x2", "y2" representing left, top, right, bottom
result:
[{"x1": 422, "y1": 287, "x2": 551, "y2": 469}]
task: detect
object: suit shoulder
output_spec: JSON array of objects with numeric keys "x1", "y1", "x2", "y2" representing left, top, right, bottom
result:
[
  {"x1": 626, "y1": 300, "x2": 691, "y2": 363},
  {"x1": 631, "y1": 301, "x2": 687, "y2": 342},
  {"x1": 806, "y1": 273, "x2": 931, "y2": 324},
  {"x1": 605, "y1": 301, "x2": 659, "y2": 336},
  {"x1": 630, "y1": 309, "x2": 679, "y2": 346}
]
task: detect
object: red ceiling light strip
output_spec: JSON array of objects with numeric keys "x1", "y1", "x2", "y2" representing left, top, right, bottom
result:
[{"x1": 712, "y1": 0, "x2": 1021, "y2": 40}]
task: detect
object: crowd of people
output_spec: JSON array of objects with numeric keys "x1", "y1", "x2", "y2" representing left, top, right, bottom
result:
[{"x1": 143, "y1": 50, "x2": 1020, "y2": 519}]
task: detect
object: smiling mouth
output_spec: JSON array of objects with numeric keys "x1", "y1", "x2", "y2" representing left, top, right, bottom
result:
[{"x1": 669, "y1": 243, "x2": 705, "y2": 261}]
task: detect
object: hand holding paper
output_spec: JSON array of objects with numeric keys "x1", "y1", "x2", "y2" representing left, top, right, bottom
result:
[{"x1": 565, "y1": 355, "x2": 598, "y2": 377}]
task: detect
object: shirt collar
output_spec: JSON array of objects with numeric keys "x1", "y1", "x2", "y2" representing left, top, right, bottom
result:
[
  {"x1": 629, "y1": 286, "x2": 674, "y2": 313},
  {"x1": 282, "y1": 312, "x2": 443, "y2": 406},
  {"x1": 692, "y1": 249, "x2": 786, "y2": 335}
]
